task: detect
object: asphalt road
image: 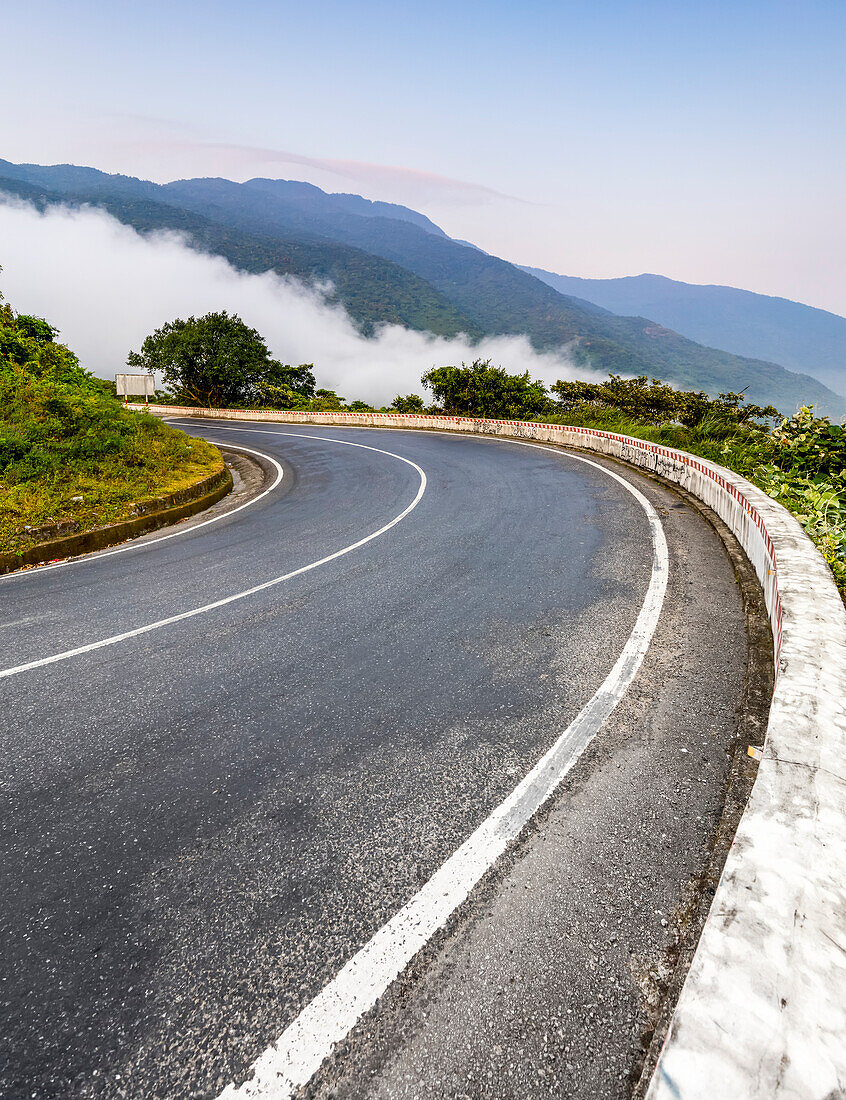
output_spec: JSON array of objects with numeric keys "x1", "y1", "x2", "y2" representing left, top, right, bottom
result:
[{"x1": 0, "y1": 423, "x2": 754, "y2": 1099}]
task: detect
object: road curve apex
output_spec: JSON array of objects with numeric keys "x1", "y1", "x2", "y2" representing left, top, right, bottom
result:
[{"x1": 131, "y1": 403, "x2": 846, "y2": 1100}]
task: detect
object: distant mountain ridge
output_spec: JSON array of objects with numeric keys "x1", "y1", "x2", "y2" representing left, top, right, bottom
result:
[
  {"x1": 0, "y1": 172, "x2": 478, "y2": 339},
  {"x1": 1, "y1": 158, "x2": 843, "y2": 416},
  {"x1": 0, "y1": 159, "x2": 447, "y2": 238},
  {"x1": 522, "y1": 268, "x2": 846, "y2": 399}
]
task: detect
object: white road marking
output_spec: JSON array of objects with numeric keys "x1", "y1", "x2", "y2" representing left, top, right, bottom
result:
[
  {"x1": 212, "y1": 430, "x2": 669, "y2": 1100},
  {"x1": 0, "y1": 437, "x2": 426, "y2": 680},
  {"x1": 0, "y1": 444, "x2": 284, "y2": 583},
  {"x1": 8, "y1": 418, "x2": 669, "y2": 1090}
]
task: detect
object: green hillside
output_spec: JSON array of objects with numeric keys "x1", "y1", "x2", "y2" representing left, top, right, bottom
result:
[
  {"x1": 0, "y1": 290, "x2": 222, "y2": 554},
  {"x1": 0, "y1": 175, "x2": 480, "y2": 340},
  {"x1": 522, "y1": 268, "x2": 846, "y2": 397},
  {"x1": 1, "y1": 160, "x2": 842, "y2": 415}
]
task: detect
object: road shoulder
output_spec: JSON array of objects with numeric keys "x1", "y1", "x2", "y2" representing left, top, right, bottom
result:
[{"x1": 306, "y1": 458, "x2": 773, "y2": 1100}]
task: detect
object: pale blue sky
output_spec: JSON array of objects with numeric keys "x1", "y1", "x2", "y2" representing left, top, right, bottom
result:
[{"x1": 2, "y1": 0, "x2": 844, "y2": 312}]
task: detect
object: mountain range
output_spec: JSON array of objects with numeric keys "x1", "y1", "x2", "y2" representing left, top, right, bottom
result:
[
  {"x1": 521, "y1": 269, "x2": 846, "y2": 399},
  {"x1": 1, "y1": 158, "x2": 843, "y2": 416}
]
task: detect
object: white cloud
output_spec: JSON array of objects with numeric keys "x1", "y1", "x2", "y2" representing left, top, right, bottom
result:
[{"x1": 0, "y1": 198, "x2": 586, "y2": 404}]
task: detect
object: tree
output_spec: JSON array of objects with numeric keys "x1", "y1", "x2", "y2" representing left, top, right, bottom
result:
[
  {"x1": 421, "y1": 359, "x2": 551, "y2": 420},
  {"x1": 0, "y1": 299, "x2": 92, "y2": 390},
  {"x1": 550, "y1": 375, "x2": 779, "y2": 428},
  {"x1": 257, "y1": 363, "x2": 317, "y2": 408},
  {"x1": 390, "y1": 394, "x2": 425, "y2": 413},
  {"x1": 309, "y1": 388, "x2": 346, "y2": 411},
  {"x1": 552, "y1": 375, "x2": 681, "y2": 422},
  {"x1": 127, "y1": 311, "x2": 284, "y2": 407},
  {"x1": 708, "y1": 390, "x2": 779, "y2": 426}
]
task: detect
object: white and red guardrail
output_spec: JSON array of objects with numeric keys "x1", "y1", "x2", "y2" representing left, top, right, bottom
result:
[{"x1": 139, "y1": 405, "x2": 846, "y2": 1099}]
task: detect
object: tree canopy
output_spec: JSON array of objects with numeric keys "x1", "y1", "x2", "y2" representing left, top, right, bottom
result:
[
  {"x1": 421, "y1": 359, "x2": 551, "y2": 420},
  {"x1": 256, "y1": 362, "x2": 318, "y2": 409},
  {"x1": 417, "y1": 359, "x2": 779, "y2": 429},
  {"x1": 390, "y1": 393, "x2": 425, "y2": 413},
  {"x1": 127, "y1": 311, "x2": 317, "y2": 409},
  {"x1": 0, "y1": 288, "x2": 190, "y2": 481},
  {"x1": 551, "y1": 375, "x2": 778, "y2": 428}
]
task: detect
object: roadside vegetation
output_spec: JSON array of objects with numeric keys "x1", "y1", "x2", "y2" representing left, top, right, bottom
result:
[
  {"x1": 0, "y1": 292, "x2": 222, "y2": 555},
  {"x1": 128, "y1": 311, "x2": 358, "y2": 411},
  {"x1": 419, "y1": 362, "x2": 846, "y2": 602},
  {"x1": 129, "y1": 314, "x2": 846, "y2": 603}
]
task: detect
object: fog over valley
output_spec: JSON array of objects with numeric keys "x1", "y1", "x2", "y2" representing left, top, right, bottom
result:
[{"x1": 0, "y1": 199, "x2": 590, "y2": 404}]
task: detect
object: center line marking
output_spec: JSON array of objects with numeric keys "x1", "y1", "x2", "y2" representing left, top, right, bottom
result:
[
  {"x1": 0, "y1": 435, "x2": 426, "y2": 680},
  {"x1": 206, "y1": 427, "x2": 668, "y2": 1100}
]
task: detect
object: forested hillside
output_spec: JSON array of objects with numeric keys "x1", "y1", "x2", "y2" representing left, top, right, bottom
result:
[
  {"x1": 523, "y1": 268, "x2": 846, "y2": 398},
  {"x1": 1, "y1": 159, "x2": 842, "y2": 415},
  {"x1": 0, "y1": 175, "x2": 477, "y2": 338}
]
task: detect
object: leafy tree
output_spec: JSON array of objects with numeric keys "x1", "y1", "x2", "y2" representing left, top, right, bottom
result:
[
  {"x1": 421, "y1": 359, "x2": 552, "y2": 419},
  {"x1": 272, "y1": 362, "x2": 316, "y2": 398},
  {"x1": 257, "y1": 362, "x2": 317, "y2": 408},
  {"x1": 553, "y1": 375, "x2": 688, "y2": 422},
  {"x1": 309, "y1": 388, "x2": 346, "y2": 411},
  {"x1": 551, "y1": 374, "x2": 778, "y2": 429},
  {"x1": 390, "y1": 394, "x2": 425, "y2": 413},
  {"x1": 707, "y1": 390, "x2": 780, "y2": 426},
  {"x1": 1, "y1": 293, "x2": 156, "y2": 477},
  {"x1": 11, "y1": 315, "x2": 58, "y2": 344},
  {"x1": 0, "y1": 302, "x2": 93, "y2": 390},
  {"x1": 127, "y1": 311, "x2": 284, "y2": 407}
]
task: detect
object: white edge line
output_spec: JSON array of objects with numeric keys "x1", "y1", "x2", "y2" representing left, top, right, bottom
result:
[
  {"x1": 0, "y1": 443, "x2": 285, "y2": 583},
  {"x1": 0, "y1": 436, "x2": 426, "y2": 680},
  {"x1": 214, "y1": 435, "x2": 669, "y2": 1100}
]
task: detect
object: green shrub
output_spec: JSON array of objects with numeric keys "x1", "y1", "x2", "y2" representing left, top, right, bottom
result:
[
  {"x1": 547, "y1": 398, "x2": 846, "y2": 604},
  {"x1": 0, "y1": 297, "x2": 222, "y2": 553}
]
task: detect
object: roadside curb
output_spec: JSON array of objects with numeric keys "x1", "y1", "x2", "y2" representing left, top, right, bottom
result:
[
  {"x1": 0, "y1": 463, "x2": 232, "y2": 575},
  {"x1": 134, "y1": 405, "x2": 846, "y2": 1099}
]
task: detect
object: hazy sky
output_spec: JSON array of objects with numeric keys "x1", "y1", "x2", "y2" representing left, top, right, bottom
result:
[{"x1": 1, "y1": 0, "x2": 844, "y2": 314}]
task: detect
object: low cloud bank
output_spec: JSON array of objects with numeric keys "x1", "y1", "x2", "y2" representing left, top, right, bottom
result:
[{"x1": 0, "y1": 199, "x2": 587, "y2": 404}]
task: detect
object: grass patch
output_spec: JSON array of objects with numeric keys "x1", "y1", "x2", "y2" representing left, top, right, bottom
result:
[{"x1": 0, "y1": 302, "x2": 223, "y2": 554}]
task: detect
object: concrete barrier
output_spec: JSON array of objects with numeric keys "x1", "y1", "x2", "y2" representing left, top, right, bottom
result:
[{"x1": 141, "y1": 405, "x2": 846, "y2": 1098}]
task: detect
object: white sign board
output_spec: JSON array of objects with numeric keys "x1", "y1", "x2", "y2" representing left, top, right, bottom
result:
[{"x1": 115, "y1": 373, "x2": 155, "y2": 397}]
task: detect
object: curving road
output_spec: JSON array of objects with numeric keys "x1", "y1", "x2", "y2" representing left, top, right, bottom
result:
[{"x1": 0, "y1": 423, "x2": 753, "y2": 1099}]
